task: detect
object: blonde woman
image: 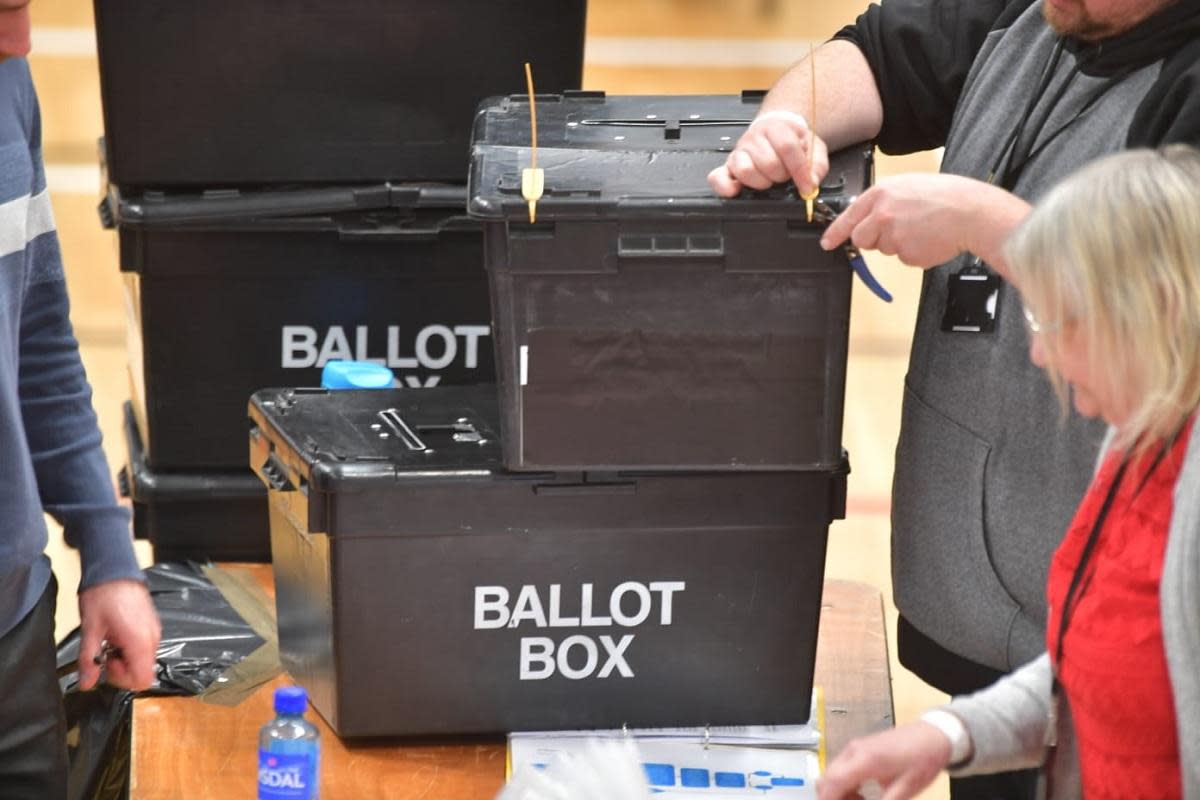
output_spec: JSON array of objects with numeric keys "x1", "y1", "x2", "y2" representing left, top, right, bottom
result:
[{"x1": 819, "y1": 145, "x2": 1200, "y2": 799}]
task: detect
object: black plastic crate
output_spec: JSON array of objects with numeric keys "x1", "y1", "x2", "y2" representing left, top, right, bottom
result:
[
  {"x1": 94, "y1": 0, "x2": 587, "y2": 188},
  {"x1": 249, "y1": 386, "x2": 846, "y2": 737},
  {"x1": 119, "y1": 403, "x2": 269, "y2": 564},
  {"x1": 469, "y1": 91, "x2": 872, "y2": 472},
  {"x1": 108, "y1": 183, "x2": 494, "y2": 470}
]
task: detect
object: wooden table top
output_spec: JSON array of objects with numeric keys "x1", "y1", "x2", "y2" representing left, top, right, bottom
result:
[{"x1": 131, "y1": 567, "x2": 892, "y2": 800}]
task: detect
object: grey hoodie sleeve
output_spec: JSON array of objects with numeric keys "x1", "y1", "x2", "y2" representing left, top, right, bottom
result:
[{"x1": 942, "y1": 654, "x2": 1051, "y2": 775}]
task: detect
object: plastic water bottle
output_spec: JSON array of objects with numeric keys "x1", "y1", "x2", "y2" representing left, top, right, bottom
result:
[{"x1": 258, "y1": 686, "x2": 321, "y2": 799}]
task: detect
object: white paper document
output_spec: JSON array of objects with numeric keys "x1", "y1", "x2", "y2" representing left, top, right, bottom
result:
[
  {"x1": 509, "y1": 736, "x2": 819, "y2": 799},
  {"x1": 508, "y1": 694, "x2": 822, "y2": 798}
]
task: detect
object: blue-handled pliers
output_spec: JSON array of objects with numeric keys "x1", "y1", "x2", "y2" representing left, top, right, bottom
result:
[{"x1": 814, "y1": 198, "x2": 893, "y2": 303}]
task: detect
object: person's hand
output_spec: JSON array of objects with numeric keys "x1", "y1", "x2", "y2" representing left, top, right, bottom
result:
[
  {"x1": 818, "y1": 173, "x2": 1031, "y2": 271},
  {"x1": 708, "y1": 111, "x2": 830, "y2": 198},
  {"x1": 78, "y1": 578, "x2": 161, "y2": 691},
  {"x1": 816, "y1": 721, "x2": 954, "y2": 800}
]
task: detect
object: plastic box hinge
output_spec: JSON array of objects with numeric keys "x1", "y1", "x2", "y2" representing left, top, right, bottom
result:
[
  {"x1": 389, "y1": 185, "x2": 423, "y2": 208},
  {"x1": 388, "y1": 183, "x2": 468, "y2": 209},
  {"x1": 350, "y1": 184, "x2": 391, "y2": 209}
]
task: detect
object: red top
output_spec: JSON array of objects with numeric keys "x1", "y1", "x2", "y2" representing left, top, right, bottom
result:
[{"x1": 1046, "y1": 417, "x2": 1194, "y2": 799}]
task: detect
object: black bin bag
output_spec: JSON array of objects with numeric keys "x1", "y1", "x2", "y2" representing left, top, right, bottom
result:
[{"x1": 56, "y1": 562, "x2": 272, "y2": 800}]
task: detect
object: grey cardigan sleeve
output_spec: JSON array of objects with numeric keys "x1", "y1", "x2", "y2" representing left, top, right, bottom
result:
[
  {"x1": 942, "y1": 654, "x2": 1051, "y2": 775},
  {"x1": 1162, "y1": 422, "x2": 1200, "y2": 799}
]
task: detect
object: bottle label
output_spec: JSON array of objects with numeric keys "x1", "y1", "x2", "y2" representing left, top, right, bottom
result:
[{"x1": 258, "y1": 750, "x2": 317, "y2": 799}]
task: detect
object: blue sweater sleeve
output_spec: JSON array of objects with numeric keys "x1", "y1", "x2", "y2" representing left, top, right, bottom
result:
[{"x1": 19, "y1": 248, "x2": 143, "y2": 590}]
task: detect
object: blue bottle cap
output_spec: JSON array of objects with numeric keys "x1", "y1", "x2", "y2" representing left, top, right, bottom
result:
[
  {"x1": 274, "y1": 686, "x2": 308, "y2": 715},
  {"x1": 320, "y1": 360, "x2": 395, "y2": 390}
]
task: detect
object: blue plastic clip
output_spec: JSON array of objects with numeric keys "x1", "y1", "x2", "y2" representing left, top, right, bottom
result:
[{"x1": 320, "y1": 360, "x2": 395, "y2": 390}]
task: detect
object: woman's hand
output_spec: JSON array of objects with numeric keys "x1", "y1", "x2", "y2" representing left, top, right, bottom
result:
[{"x1": 817, "y1": 720, "x2": 955, "y2": 800}]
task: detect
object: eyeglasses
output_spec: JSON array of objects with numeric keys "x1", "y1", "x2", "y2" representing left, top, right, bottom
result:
[{"x1": 1021, "y1": 304, "x2": 1062, "y2": 335}]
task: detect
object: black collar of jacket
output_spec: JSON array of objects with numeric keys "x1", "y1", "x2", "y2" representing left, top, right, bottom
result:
[{"x1": 1063, "y1": 0, "x2": 1200, "y2": 76}]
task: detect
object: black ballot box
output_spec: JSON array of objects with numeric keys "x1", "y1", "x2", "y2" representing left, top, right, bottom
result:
[
  {"x1": 249, "y1": 386, "x2": 847, "y2": 737},
  {"x1": 468, "y1": 91, "x2": 872, "y2": 472},
  {"x1": 93, "y1": 0, "x2": 587, "y2": 188},
  {"x1": 107, "y1": 183, "x2": 494, "y2": 472}
]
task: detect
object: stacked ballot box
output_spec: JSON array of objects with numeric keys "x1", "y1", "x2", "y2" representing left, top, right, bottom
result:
[
  {"x1": 94, "y1": 0, "x2": 588, "y2": 187},
  {"x1": 250, "y1": 386, "x2": 846, "y2": 736},
  {"x1": 94, "y1": 1, "x2": 588, "y2": 561},
  {"x1": 109, "y1": 183, "x2": 494, "y2": 474},
  {"x1": 468, "y1": 92, "x2": 870, "y2": 472},
  {"x1": 250, "y1": 92, "x2": 869, "y2": 735}
]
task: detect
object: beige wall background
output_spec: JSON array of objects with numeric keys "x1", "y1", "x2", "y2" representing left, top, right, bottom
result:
[{"x1": 30, "y1": 3, "x2": 946, "y2": 796}]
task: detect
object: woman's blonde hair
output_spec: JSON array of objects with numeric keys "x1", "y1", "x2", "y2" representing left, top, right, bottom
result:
[{"x1": 1004, "y1": 145, "x2": 1200, "y2": 454}]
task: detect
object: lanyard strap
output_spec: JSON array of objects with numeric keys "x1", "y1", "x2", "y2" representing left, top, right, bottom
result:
[
  {"x1": 1045, "y1": 436, "x2": 1176, "y2": 790},
  {"x1": 1006, "y1": 66, "x2": 1139, "y2": 189},
  {"x1": 1053, "y1": 437, "x2": 1177, "y2": 669},
  {"x1": 988, "y1": 39, "x2": 1138, "y2": 191},
  {"x1": 1052, "y1": 458, "x2": 1128, "y2": 668},
  {"x1": 987, "y1": 39, "x2": 1065, "y2": 187}
]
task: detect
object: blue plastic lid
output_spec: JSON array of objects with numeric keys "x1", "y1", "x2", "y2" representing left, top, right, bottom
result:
[
  {"x1": 320, "y1": 360, "x2": 394, "y2": 390},
  {"x1": 274, "y1": 686, "x2": 308, "y2": 715}
]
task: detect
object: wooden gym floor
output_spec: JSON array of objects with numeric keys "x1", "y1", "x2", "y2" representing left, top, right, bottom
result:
[{"x1": 31, "y1": 3, "x2": 945, "y2": 796}]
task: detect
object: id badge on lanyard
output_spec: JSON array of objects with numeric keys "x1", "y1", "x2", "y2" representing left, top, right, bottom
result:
[{"x1": 941, "y1": 257, "x2": 1001, "y2": 333}]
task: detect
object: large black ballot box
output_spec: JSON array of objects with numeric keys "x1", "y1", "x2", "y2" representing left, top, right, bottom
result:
[{"x1": 249, "y1": 387, "x2": 846, "y2": 737}]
